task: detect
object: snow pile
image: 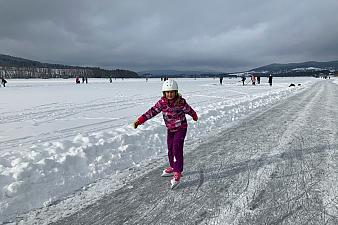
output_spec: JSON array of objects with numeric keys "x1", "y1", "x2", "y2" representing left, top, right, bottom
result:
[{"x1": 0, "y1": 77, "x2": 320, "y2": 223}]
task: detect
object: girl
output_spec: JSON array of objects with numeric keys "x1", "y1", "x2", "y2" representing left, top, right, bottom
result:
[{"x1": 133, "y1": 79, "x2": 198, "y2": 189}]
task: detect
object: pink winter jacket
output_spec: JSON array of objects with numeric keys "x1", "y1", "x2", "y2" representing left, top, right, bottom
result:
[{"x1": 137, "y1": 96, "x2": 197, "y2": 131}]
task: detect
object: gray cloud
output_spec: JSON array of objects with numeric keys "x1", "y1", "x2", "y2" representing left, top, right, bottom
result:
[{"x1": 1, "y1": 0, "x2": 338, "y2": 72}]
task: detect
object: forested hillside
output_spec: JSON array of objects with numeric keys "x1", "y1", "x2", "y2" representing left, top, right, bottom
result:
[{"x1": 0, "y1": 54, "x2": 139, "y2": 79}]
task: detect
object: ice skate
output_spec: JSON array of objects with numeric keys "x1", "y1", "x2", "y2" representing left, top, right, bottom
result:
[
  {"x1": 170, "y1": 172, "x2": 181, "y2": 189},
  {"x1": 161, "y1": 167, "x2": 174, "y2": 177}
]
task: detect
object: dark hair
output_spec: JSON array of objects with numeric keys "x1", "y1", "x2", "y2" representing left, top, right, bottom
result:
[
  {"x1": 163, "y1": 91, "x2": 183, "y2": 106},
  {"x1": 162, "y1": 90, "x2": 178, "y2": 97}
]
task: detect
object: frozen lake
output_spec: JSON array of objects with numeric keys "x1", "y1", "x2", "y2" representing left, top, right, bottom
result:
[{"x1": 0, "y1": 77, "x2": 322, "y2": 223}]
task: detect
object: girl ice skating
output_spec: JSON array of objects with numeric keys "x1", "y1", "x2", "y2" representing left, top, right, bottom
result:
[{"x1": 133, "y1": 79, "x2": 198, "y2": 189}]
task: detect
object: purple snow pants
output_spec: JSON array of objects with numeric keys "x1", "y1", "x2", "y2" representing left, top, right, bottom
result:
[{"x1": 167, "y1": 127, "x2": 187, "y2": 172}]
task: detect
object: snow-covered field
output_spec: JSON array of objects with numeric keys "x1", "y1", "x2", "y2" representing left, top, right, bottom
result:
[{"x1": 0, "y1": 77, "x2": 322, "y2": 223}]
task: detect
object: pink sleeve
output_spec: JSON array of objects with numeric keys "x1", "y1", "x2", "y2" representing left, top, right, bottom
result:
[
  {"x1": 141, "y1": 100, "x2": 163, "y2": 122},
  {"x1": 183, "y1": 101, "x2": 197, "y2": 118}
]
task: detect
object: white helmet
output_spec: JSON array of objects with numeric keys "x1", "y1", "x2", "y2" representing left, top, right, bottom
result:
[{"x1": 162, "y1": 79, "x2": 178, "y2": 92}]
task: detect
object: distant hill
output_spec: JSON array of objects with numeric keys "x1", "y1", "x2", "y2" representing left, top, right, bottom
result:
[
  {"x1": 139, "y1": 60, "x2": 338, "y2": 78},
  {"x1": 2, "y1": 53, "x2": 337, "y2": 79},
  {"x1": 0, "y1": 54, "x2": 48, "y2": 68},
  {"x1": 138, "y1": 69, "x2": 223, "y2": 77},
  {"x1": 251, "y1": 60, "x2": 338, "y2": 73},
  {"x1": 0, "y1": 54, "x2": 139, "y2": 79}
]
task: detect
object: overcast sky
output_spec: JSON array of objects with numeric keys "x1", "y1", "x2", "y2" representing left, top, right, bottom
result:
[{"x1": 1, "y1": 0, "x2": 338, "y2": 72}]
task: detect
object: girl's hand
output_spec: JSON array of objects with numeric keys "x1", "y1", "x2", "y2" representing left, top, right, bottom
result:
[
  {"x1": 132, "y1": 120, "x2": 139, "y2": 129},
  {"x1": 132, "y1": 116, "x2": 145, "y2": 128}
]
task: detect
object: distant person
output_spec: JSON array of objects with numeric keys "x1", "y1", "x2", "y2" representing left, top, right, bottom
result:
[
  {"x1": 82, "y1": 77, "x2": 85, "y2": 83},
  {"x1": 241, "y1": 76, "x2": 246, "y2": 86},
  {"x1": 85, "y1": 77, "x2": 88, "y2": 83},
  {"x1": 132, "y1": 80, "x2": 198, "y2": 189},
  {"x1": 1, "y1": 77, "x2": 7, "y2": 87},
  {"x1": 268, "y1": 74, "x2": 273, "y2": 86},
  {"x1": 219, "y1": 76, "x2": 223, "y2": 85},
  {"x1": 257, "y1": 75, "x2": 261, "y2": 84},
  {"x1": 75, "y1": 76, "x2": 80, "y2": 84},
  {"x1": 251, "y1": 75, "x2": 256, "y2": 85},
  {"x1": 109, "y1": 77, "x2": 112, "y2": 83}
]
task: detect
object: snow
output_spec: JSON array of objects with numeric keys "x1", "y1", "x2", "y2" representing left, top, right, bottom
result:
[
  {"x1": 291, "y1": 67, "x2": 323, "y2": 71},
  {"x1": 0, "y1": 77, "x2": 321, "y2": 223}
]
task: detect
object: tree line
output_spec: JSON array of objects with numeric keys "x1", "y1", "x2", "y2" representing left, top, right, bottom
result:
[
  {"x1": 0, "y1": 54, "x2": 139, "y2": 79},
  {"x1": 0, "y1": 66, "x2": 139, "y2": 79}
]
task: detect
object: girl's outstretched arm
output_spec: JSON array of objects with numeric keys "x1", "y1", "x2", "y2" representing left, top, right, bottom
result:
[{"x1": 133, "y1": 99, "x2": 163, "y2": 128}]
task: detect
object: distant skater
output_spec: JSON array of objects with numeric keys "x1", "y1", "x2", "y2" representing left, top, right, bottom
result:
[
  {"x1": 241, "y1": 76, "x2": 246, "y2": 86},
  {"x1": 75, "y1": 76, "x2": 80, "y2": 84},
  {"x1": 1, "y1": 77, "x2": 7, "y2": 87},
  {"x1": 251, "y1": 75, "x2": 256, "y2": 85},
  {"x1": 257, "y1": 75, "x2": 260, "y2": 84},
  {"x1": 268, "y1": 74, "x2": 273, "y2": 86},
  {"x1": 132, "y1": 80, "x2": 198, "y2": 189},
  {"x1": 219, "y1": 76, "x2": 223, "y2": 85}
]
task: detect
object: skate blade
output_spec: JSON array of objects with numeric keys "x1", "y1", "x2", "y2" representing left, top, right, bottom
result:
[
  {"x1": 171, "y1": 181, "x2": 180, "y2": 189},
  {"x1": 161, "y1": 172, "x2": 183, "y2": 177},
  {"x1": 161, "y1": 172, "x2": 173, "y2": 177}
]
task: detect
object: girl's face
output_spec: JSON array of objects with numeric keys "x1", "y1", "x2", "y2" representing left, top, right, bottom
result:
[{"x1": 164, "y1": 91, "x2": 176, "y2": 100}]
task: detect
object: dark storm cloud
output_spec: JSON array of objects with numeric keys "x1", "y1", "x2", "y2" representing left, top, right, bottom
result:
[{"x1": 1, "y1": 0, "x2": 338, "y2": 72}]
